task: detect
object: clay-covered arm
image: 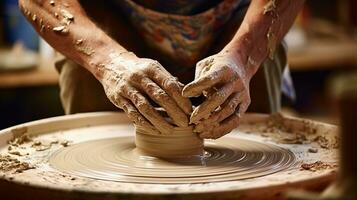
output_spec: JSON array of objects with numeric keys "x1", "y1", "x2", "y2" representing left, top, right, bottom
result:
[
  {"x1": 19, "y1": 0, "x2": 192, "y2": 133},
  {"x1": 183, "y1": 0, "x2": 305, "y2": 139},
  {"x1": 18, "y1": 0, "x2": 128, "y2": 80},
  {"x1": 223, "y1": 0, "x2": 305, "y2": 75}
]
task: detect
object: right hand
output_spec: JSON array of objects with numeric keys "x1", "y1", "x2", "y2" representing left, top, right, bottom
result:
[{"x1": 101, "y1": 52, "x2": 192, "y2": 134}]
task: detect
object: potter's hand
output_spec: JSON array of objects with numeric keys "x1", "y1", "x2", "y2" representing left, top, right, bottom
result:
[
  {"x1": 182, "y1": 51, "x2": 252, "y2": 139},
  {"x1": 102, "y1": 53, "x2": 192, "y2": 134}
]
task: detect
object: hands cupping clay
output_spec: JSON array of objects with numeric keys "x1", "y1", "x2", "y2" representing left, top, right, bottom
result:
[
  {"x1": 109, "y1": 54, "x2": 252, "y2": 140},
  {"x1": 102, "y1": 53, "x2": 254, "y2": 157},
  {"x1": 102, "y1": 53, "x2": 192, "y2": 135},
  {"x1": 183, "y1": 51, "x2": 253, "y2": 139}
]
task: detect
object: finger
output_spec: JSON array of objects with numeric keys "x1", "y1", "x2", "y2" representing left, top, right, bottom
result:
[
  {"x1": 194, "y1": 121, "x2": 219, "y2": 133},
  {"x1": 146, "y1": 63, "x2": 193, "y2": 114},
  {"x1": 195, "y1": 57, "x2": 214, "y2": 80},
  {"x1": 190, "y1": 82, "x2": 235, "y2": 124},
  {"x1": 196, "y1": 92, "x2": 242, "y2": 133},
  {"x1": 120, "y1": 84, "x2": 174, "y2": 134},
  {"x1": 195, "y1": 92, "x2": 250, "y2": 133},
  {"x1": 237, "y1": 98, "x2": 250, "y2": 115},
  {"x1": 115, "y1": 95, "x2": 160, "y2": 134},
  {"x1": 182, "y1": 65, "x2": 232, "y2": 97},
  {"x1": 194, "y1": 94, "x2": 238, "y2": 133},
  {"x1": 202, "y1": 87, "x2": 218, "y2": 98},
  {"x1": 199, "y1": 111, "x2": 241, "y2": 139},
  {"x1": 132, "y1": 77, "x2": 189, "y2": 127}
]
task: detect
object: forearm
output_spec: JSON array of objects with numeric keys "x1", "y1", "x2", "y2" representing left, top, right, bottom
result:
[
  {"x1": 223, "y1": 0, "x2": 305, "y2": 76},
  {"x1": 19, "y1": 0, "x2": 134, "y2": 81}
]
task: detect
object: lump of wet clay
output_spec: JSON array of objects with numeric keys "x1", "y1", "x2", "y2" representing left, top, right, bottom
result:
[{"x1": 135, "y1": 125, "x2": 204, "y2": 158}]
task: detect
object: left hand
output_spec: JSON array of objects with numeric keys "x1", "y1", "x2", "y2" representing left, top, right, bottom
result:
[{"x1": 182, "y1": 51, "x2": 254, "y2": 139}]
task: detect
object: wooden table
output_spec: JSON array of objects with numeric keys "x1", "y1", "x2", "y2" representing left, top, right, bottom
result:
[
  {"x1": 0, "y1": 59, "x2": 59, "y2": 89},
  {"x1": 288, "y1": 39, "x2": 357, "y2": 71}
]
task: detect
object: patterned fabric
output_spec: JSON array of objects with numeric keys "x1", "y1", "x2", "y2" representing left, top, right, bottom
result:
[
  {"x1": 131, "y1": 0, "x2": 222, "y2": 15},
  {"x1": 117, "y1": 0, "x2": 244, "y2": 66},
  {"x1": 115, "y1": 0, "x2": 295, "y2": 100}
]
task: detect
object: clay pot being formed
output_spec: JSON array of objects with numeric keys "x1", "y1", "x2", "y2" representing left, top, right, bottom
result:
[{"x1": 135, "y1": 125, "x2": 204, "y2": 158}]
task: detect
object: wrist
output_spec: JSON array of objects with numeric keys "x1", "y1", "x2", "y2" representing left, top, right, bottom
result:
[
  {"x1": 94, "y1": 50, "x2": 138, "y2": 82},
  {"x1": 221, "y1": 9, "x2": 278, "y2": 77},
  {"x1": 221, "y1": 43, "x2": 258, "y2": 80}
]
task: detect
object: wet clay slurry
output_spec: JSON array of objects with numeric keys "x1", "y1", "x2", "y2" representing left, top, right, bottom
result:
[{"x1": 49, "y1": 136, "x2": 296, "y2": 184}]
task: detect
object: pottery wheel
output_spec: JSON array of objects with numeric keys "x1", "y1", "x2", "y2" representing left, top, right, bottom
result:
[
  {"x1": 0, "y1": 112, "x2": 339, "y2": 200},
  {"x1": 49, "y1": 136, "x2": 295, "y2": 184}
]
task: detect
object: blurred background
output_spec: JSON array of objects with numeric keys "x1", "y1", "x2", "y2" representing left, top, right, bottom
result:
[{"x1": 0, "y1": 0, "x2": 356, "y2": 129}]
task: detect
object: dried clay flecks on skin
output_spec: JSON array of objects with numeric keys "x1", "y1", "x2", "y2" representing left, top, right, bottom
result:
[
  {"x1": 32, "y1": 14, "x2": 37, "y2": 22},
  {"x1": 75, "y1": 45, "x2": 94, "y2": 56},
  {"x1": 106, "y1": 52, "x2": 136, "y2": 71},
  {"x1": 266, "y1": 27, "x2": 277, "y2": 60},
  {"x1": 105, "y1": 52, "x2": 191, "y2": 130},
  {"x1": 75, "y1": 39, "x2": 84, "y2": 45},
  {"x1": 247, "y1": 56, "x2": 259, "y2": 68},
  {"x1": 22, "y1": 9, "x2": 28, "y2": 16},
  {"x1": 263, "y1": 0, "x2": 276, "y2": 15},
  {"x1": 39, "y1": 19, "x2": 45, "y2": 32},
  {"x1": 53, "y1": 25, "x2": 68, "y2": 34},
  {"x1": 40, "y1": 25, "x2": 45, "y2": 32},
  {"x1": 61, "y1": 9, "x2": 74, "y2": 25},
  {"x1": 75, "y1": 39, "x2": 94, "y2": 56},
  {"x1": 262, "y1": 0, "x2": 279, "y2": 60},
  {"x1": 93, "y1": 63, "x2": 107, "y2": 79}
]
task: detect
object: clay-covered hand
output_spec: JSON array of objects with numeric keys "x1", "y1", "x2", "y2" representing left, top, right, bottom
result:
[
  {"x1": 102, "y1": 52, "x2": 192, "y2": 134},
  {"x1": 182, "y1": 51, "x2": 253, "y2": 139}
]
